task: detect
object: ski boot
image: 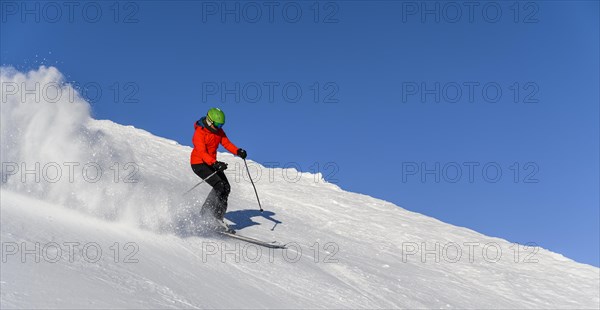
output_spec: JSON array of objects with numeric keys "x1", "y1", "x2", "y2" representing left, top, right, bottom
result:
[
  {"x1": 219, "y1": 220, "x2": 236, "y2": 234},
  {"x1": 211, "y1": 219, "x2": 235, "y2": 234}
]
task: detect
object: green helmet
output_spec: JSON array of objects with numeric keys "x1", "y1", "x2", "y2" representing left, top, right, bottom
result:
[{"x1": 207, "y1": 108, "x2": 225, "y2": 128}]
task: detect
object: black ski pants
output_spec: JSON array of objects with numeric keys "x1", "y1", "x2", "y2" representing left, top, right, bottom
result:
[{"x1": 191, "y1": 163, "x2": 231, "y2": 220}]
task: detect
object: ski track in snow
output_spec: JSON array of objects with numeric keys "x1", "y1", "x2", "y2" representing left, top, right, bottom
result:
[{"x1": 1, "y1": 67, "x2": 598, "y2": 309}]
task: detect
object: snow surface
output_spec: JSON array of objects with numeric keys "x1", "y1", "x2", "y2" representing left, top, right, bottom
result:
[{"x1": 1, "y1": 67, "x2": 598, "y2": 309}]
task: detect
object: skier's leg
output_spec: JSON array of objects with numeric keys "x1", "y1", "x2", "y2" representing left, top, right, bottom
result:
[
  {"x1": 200, "y1": 188, "x2": 219, "y2": 218},
  {"x1": 213, "y1": 171, "x2": 231, "y2": 220},
  {"x1": 191, "y1": 164, "x2": 225, "y2": 219}
]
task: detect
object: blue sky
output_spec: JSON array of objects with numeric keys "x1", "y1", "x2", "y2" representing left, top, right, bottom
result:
[{"x1": 1, "y1": 1, "x2": 598, "y2": 266}]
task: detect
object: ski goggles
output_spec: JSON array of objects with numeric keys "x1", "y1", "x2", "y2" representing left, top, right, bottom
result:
[{"x1": 207, "y1": 115, "x2": 224, "y2": 128}]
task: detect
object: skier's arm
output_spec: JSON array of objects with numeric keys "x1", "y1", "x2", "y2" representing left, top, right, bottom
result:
[{"x1": 221, "y1": 133, "x2": 239, "y2": 155}]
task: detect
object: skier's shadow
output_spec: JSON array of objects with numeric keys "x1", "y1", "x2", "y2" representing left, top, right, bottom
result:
[{"x1": 225, "y1": 209, "x2": 282, "y2": 231}]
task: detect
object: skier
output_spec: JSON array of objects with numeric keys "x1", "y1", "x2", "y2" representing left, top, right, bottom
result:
[{"x1": 190, "y1": 107, "x2": 247, "y2": 233}]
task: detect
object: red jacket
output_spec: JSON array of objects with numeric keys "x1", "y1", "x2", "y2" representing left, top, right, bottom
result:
[{"x1": 190, "y1": 120, "x2": 239, "y2": 165}]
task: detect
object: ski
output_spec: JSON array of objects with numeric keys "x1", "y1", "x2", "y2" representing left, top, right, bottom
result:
[{"x1": 218, "y1": 231, "x2": 287, "y2": 249}]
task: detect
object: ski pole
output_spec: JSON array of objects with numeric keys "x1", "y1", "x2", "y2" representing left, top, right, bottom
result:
[
  {"x1": 183, "y1": 169, "x2": 219, "y2": 196},
  {"x1": 244, "y1": 158, "x2": 263, "y2": 212}
]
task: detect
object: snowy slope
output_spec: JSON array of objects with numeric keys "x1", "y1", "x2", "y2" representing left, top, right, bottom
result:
[{"x1": 1, "y1": 67, "x2": 599, "y2": 309}]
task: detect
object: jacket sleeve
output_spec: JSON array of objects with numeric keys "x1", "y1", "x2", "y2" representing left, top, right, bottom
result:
[
  {"x1": 193, "y1": 129, "x2": 217, "y2": 165},
  {"x1": 220, "y1": 131, "x2": 239, "y2": 155}
]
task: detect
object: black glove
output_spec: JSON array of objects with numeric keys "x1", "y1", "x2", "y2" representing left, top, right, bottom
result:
[
  {"x1": 212, "y1": 161, "x2": 228, "y2": 171},
  {"x1": 237, "y1": 148, "x2": 247, "y2": 159}
]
